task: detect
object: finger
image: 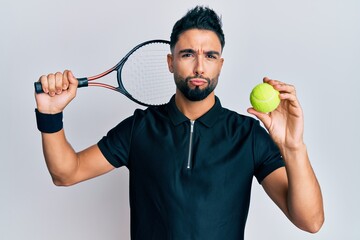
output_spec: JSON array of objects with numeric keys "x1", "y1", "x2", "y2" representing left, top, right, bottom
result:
[
  {"x1": 39, "y1": 75, "x2": 49, "y2": 93},
  {"x1": 66, "y1": 70, "x2": 78, "y2": 93},
  {"x1": 275, "y1": 83, "x2": 296, "y2": 95},
  {"x1": 279, "y1": 92, "x2": 298, "y2": 102},
  {"x1": 264, "y1": 77, "x2": 296, "y2": 95},
  {"x1": 47, "y1": 73, "x2": 56, "y2": 96},
  {"x1": 55, "y1": 72, "x2": 63, "y2": 94},
  {"x1": 247, "y1": 107, "x2": 271, "y2": 129},
  {"x1": 263, "y1": 77, "x2": 284, "y2": 87},
  {"x1": 263, "y1": 77, "x2": 283, "y2": 85},
  {"x1": 67, "y1": 70, "x2": 77, "y2": 84},
  {"x1": 62, "y1": 70, "x2": 71, "y2": 90},
  {"x1": 263, "y1": 76, "x2": 272, "y2": 83},
  {"x1": 263, "y1": 77, "x2": 287, "y2": 93}
]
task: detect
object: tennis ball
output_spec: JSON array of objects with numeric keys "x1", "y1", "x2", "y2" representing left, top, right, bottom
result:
[{"x1": 250, "y1": 83, "x2": 280, "y2": 113}]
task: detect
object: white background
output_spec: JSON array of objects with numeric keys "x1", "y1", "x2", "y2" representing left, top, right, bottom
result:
[{"x1": 2, "y1": 0, "x2": 359, "y2": 239}]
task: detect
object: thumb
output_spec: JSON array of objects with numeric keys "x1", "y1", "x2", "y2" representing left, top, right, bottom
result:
[
  {"x1": 247, "y1": 107, "x2": 271, "y2": 129},
  {"x1": 67, "y1": 70, "x2": 77, "y2": 84},
  {"x1": 66, "y1": 70, "x2": 78, "y2": 93}
]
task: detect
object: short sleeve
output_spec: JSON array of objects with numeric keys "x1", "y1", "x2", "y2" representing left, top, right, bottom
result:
[
  {"x1": 252, "y1": 121, "x2": 285, "y2": 183},
  {"x1": 97, "y1": 115, "x2": 134, "y2": 168}
]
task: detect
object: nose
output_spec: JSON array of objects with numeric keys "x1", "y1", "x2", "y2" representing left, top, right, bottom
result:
[{"x1": 193, "y1": 56, "x2": 205, "y2": 76}]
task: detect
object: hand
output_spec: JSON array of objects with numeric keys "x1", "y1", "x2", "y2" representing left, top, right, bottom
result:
[
  {"x1": 247, "y1": 77, "x2": 304, "y2": 151},
  {"x1": 35, "y1": 70, "x2": 78, "y2": 114}
]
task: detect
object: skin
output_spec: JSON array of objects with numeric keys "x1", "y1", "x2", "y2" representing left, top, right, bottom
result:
[
  {"x1": 167, "y1": 29, "x2": 224, "y2": 120},
  {"x1": 35, "y1": 29, "x2": 324, "y2": 233},
  {"x1": 248, "y1": 77, "x2": 324, "y2": 232}
]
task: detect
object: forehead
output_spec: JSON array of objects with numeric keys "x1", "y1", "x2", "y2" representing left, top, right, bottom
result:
[{"x1": 175, "y1": 29, "x2": 222, "y2": 53}]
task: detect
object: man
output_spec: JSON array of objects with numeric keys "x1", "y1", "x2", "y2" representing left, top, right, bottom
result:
[{"x1": 35, "y1": 6, "x2": 324, "y2": 240}]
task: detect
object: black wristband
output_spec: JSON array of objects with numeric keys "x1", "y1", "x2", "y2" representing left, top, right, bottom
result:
[{"x1": 35, "y1": 109, "x2": 63, "y2": 133}]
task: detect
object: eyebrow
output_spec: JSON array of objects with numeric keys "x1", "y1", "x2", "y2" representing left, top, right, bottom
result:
[{"x1": 178, "y1": 49, "x2": 221, "y2": 56}]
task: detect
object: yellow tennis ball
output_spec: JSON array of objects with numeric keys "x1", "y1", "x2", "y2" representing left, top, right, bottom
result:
[{"x1": 250, "y1": 83, "x2": 280, "y2": 113}]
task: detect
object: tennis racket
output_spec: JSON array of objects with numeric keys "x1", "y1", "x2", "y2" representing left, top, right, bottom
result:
[{"x1": 34, "y1": 40, "x2": 174, "y2": 107}]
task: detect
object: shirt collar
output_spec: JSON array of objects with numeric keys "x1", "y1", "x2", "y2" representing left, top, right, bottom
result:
[{"x1": 166, "y1": 95, "x2": 223, "y2": 128}]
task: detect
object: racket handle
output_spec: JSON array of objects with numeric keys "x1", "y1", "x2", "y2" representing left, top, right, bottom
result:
[{"x1": 34, "y1": 78, "x2": 89, "y2": 94}]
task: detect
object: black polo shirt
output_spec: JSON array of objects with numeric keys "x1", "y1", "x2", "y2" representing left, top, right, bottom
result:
[{"x1": 98, "y1": 95, "x2": 284, "y2": 240}]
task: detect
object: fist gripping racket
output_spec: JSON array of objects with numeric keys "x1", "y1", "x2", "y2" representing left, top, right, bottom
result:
[{"x1": 34, "y1": 40, "x2": 174, "y2": 107}]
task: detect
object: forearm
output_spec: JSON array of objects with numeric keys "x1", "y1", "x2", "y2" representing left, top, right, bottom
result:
[
  {"x1": 41, "y1": 129, "x2": 79, "y2": 186},
  {"x1": 282, "y1": 144, "x2": 324, "y2": 233}
]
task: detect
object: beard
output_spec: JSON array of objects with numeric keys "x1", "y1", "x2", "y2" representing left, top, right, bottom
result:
[{"x1": 174, "y1": 74, "x2": 218, "y2": 101}]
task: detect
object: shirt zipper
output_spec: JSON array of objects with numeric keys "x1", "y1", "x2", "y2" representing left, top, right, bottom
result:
[{"x1": 186, "y1": 120, "x2": 195, "y2": 169}]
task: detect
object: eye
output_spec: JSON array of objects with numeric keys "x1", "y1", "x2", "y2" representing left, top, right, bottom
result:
[
  {"x1": 206, "y1": 53, "x2": 219, "y2": 60},
  {"x1": 181, "y1": 53, "x2": 193, "y2": 58},
  {"x1": 207, "y1": 54, "x2": 217, "y2": 59}
]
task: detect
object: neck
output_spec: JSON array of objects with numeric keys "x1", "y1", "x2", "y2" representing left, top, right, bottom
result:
[{"x1": 175, "y1": 90, "x2": 215, "y2": 120}]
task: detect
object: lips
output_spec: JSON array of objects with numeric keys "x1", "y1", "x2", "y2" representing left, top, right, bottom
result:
[{"x1": 189, "y1": 78, "x2": 208, "y2": 86}]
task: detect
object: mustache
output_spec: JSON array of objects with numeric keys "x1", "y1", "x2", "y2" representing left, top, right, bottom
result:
[{"x1": 185, "y1": 75, "x2": 211, "y2": 83}]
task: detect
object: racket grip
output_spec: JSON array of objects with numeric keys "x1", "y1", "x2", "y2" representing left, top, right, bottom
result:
[
  {"x1": 34, "y1": 82, "x2": 44, "y2": 93},
  {"x1": 34, "y1": 78, "x2": 89, "y2": 94}
]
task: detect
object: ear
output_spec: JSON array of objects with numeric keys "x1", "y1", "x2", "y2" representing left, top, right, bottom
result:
[
  {"x1": 219, "y1": 57, "x2": 224, "y2": 71},
  {"x1": 167, "y1": 54, "x2": 174, "y2": 73}
]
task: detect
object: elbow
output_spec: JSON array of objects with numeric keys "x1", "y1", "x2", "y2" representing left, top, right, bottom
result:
[
  {"x1": 49, "y1": 166, "x2": 80, "y2": 186},
  {"x1": 297, "y1": 213, "x2": 325, "y2": 234},
  {"x1": 51, "y1": 175, "x2": 77, "y2": 187},
  {"x1": 307, "y1": 216, "x2": 325, "y2": 234},
  {"x1": 53, "y1": 180, "x2": 72, "y2": 187},
  {"x1": 303, "y1": 223, "x2": 323, "y2": 234}
]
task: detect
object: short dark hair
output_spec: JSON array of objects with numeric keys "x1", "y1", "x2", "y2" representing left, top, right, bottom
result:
[{"x1": 170, "y1": 6, "x2": 225, "y2": 51}]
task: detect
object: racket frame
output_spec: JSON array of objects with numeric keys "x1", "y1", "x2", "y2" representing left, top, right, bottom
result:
[{"x1": 34, "y1": 39, "x2": 171, "y2": 107}]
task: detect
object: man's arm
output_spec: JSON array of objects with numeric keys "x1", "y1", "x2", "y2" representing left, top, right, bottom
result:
[
  {"x1": 261, "y1": 146, "x2": 324, "y2": 233},
  {"x1": 35, "y1": 70, "x2": 114, "y2": 186},
  {"x1": 41, "y1": 130, "x2": 114, "y2": 186},
  {"x1": 248, "y1": 77, "x2": 324, "y2": 233}
]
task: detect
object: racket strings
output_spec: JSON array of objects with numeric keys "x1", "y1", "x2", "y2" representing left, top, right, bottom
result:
[{"x1": 121, "y1": 43, "x2": 174, "y2": 105}]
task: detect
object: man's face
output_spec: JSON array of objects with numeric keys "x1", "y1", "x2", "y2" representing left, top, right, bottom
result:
[{"x1": 167, "y1": 29, "x2": 224, "y2": 101}]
